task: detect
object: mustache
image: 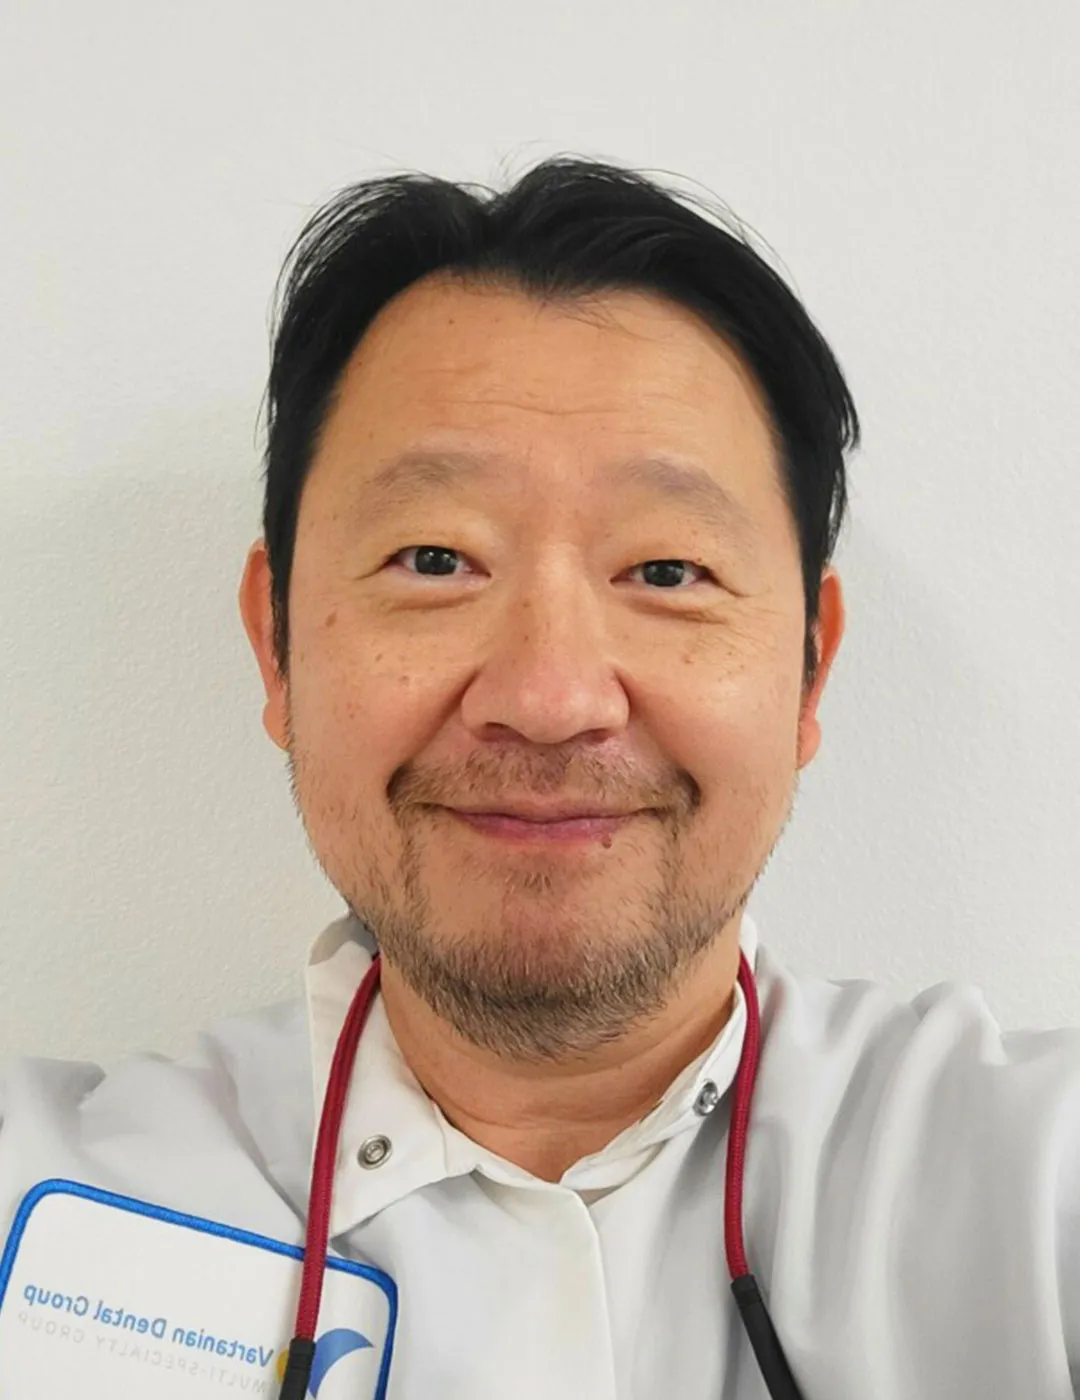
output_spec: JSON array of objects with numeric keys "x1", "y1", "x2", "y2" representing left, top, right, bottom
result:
[{"x1": 387, "y1": 756, "x2": 694, "y2": 816}]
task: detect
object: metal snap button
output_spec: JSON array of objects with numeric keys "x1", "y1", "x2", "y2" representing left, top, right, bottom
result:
[
  {"x1": 358, "y1": 1135, "x2": 393, "y2": 1169},
  {"x1": 693, "y1": 1080, "x2": 720, "y2": 1117}
]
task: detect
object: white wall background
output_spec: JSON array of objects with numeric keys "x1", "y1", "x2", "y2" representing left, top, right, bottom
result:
[{"x1": 1, "y1": 0, "x2": 1078, "y2": 1064}]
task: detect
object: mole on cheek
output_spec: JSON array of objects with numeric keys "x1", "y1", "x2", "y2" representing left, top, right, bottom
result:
[{"x1": 324, "y1": 610, "x2": 337, "y2": 629}]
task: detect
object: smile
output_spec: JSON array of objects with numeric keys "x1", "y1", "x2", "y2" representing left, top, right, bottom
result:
[{"x1": 444, "y1": 809, "x2": 636, "y2": 844}]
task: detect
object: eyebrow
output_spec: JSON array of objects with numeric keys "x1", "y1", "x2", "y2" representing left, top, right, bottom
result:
[{"x1": 361, "y1": 447, "x2": 759, "y2": 542}]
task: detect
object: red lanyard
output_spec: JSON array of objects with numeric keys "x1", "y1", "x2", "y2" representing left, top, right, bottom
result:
[{"x1": 278, "y1": 949, "x2": 807, "y2": 1400}]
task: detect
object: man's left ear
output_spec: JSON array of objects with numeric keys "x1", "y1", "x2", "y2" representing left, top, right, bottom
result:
[{"x1": 796, "y1": 568, "x2": 845, "y2": 770}]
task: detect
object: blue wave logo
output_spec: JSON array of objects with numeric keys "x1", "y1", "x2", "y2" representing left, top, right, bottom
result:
[
  {"x1": 310, "y1": 1328, "x2": 373, "y2": 1395},
  {"x1": 275, "y1": 1329, "x2": 373, "y2": 1395}
]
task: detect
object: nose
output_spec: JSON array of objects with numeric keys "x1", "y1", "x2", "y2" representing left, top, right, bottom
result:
[{"x1": 457, "y1": 564, "x2": 631, "y2": 746}]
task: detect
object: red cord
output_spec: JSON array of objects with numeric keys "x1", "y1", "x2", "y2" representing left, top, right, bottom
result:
[
  {"x1": 293, "y1": 954, "x2": 383, "y2": 1341},
  {"x1": 724, "y1": 949, "x2": 760, "y2": 1280}
]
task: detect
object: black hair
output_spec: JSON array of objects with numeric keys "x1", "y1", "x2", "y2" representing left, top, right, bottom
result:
[{"x1": 262, "y1": 155, "x2": 859, "y2": 691}]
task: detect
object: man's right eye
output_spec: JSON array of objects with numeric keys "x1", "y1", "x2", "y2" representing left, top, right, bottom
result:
[{"x1": 388, "y1": 546, "x2": 469, "y2": 577}]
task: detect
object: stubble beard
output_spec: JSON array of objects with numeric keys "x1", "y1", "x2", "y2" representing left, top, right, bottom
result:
[
  {"x1": 284, "y1": 706, "x2": 792, "y2": 1063},
  {"x1": 295, "y1": 781, "x2": 778, "y2": 1065},
  {"x1": 361, "y1": 827, "x2": 761, "y2": 1063}
]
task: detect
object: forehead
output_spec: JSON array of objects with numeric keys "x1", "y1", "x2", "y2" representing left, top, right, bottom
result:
[
  {"x1": 307, "y1": 275, "x2": 788, "y2": 532},
  {"x1": 336, "y1": 275, "x2": 773, "y2": 428}
]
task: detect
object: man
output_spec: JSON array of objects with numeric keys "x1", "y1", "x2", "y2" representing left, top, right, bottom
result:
[{"x1": 2, "y1": 155, "x2": 1079, "y2": 1400}]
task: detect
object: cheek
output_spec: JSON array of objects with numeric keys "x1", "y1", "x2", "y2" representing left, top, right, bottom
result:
[
  {"x1": 662, "y1": 646, "x2": 801, "y2": 809},
  {"x1": 678, "y1": 701, "x2": 793, "y2": 798},
  {"x1": 298, "y1": 670, "x2": 387, "y2": 757},
  {"x1": 290, "y1": 635, "x2": 433, "y2": 794}
]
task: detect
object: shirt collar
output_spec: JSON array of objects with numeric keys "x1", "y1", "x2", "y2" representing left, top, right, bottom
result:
[{"x1": 304, "y1": 910, "x2": 760, "y2": 1238}]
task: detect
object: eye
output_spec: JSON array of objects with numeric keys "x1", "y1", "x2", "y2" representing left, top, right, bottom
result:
[
  {"x1": 628, "y1": 559, "x2": 713, "y2": 589},
  {"x1": 389, "y1": 546, "x2": 469, "y2": 577}
]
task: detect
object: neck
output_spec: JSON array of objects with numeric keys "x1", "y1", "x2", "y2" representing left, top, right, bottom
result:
[{"x1": 378, "y1": 921, "x2": 745, "y2": 1183}]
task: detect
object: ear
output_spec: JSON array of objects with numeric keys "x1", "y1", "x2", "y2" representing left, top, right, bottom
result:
[
  {"x1": 238, "y1": 539, "x2": 290, "y2": 752},
  {"x1": 796, "y1": 568, "x2": 845, "y2": 770}
]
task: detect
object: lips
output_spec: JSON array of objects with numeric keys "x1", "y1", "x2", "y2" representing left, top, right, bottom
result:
[
  {"x1": 446, "y1": 809, "x2": 636, "y2": 844},
  {"x1": 476, "y1": 811, "x2": 617, "y2": 823},
  {"x1": 449, "y1": 804, "x2": 638, "y2": 823}
]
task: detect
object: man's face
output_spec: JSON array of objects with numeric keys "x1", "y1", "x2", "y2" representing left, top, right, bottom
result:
[{"x1": 241, "y1": 275, "x2": 843, "y2": 1058}]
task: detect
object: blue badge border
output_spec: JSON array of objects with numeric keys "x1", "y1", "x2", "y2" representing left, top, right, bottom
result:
[{"x1": 0, "y1": 1177, "x2": 397, "y2": 1399}]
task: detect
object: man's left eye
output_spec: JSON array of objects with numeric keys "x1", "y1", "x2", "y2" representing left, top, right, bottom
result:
[{"x1": 630, "y1": 560, "x2": 711, "y2": 588}]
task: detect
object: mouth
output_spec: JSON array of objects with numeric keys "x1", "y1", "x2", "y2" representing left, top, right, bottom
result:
[{"x1": 442, "y1": 809, "x2": 638, "y2": 845}]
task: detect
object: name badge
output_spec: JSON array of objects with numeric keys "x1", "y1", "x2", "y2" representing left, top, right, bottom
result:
[{"x1": 0, "y1": 1179, "x2": 397, "y2": 1398}]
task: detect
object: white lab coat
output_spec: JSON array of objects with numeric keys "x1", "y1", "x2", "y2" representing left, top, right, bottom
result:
[{"x1": 2, "y1": 910, "x2": 1080, "y2": 1399}]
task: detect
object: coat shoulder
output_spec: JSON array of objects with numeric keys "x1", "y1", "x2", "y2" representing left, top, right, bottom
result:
[{"x1": 0, "y1": 996, "x2": 312, "y2": 1238}]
